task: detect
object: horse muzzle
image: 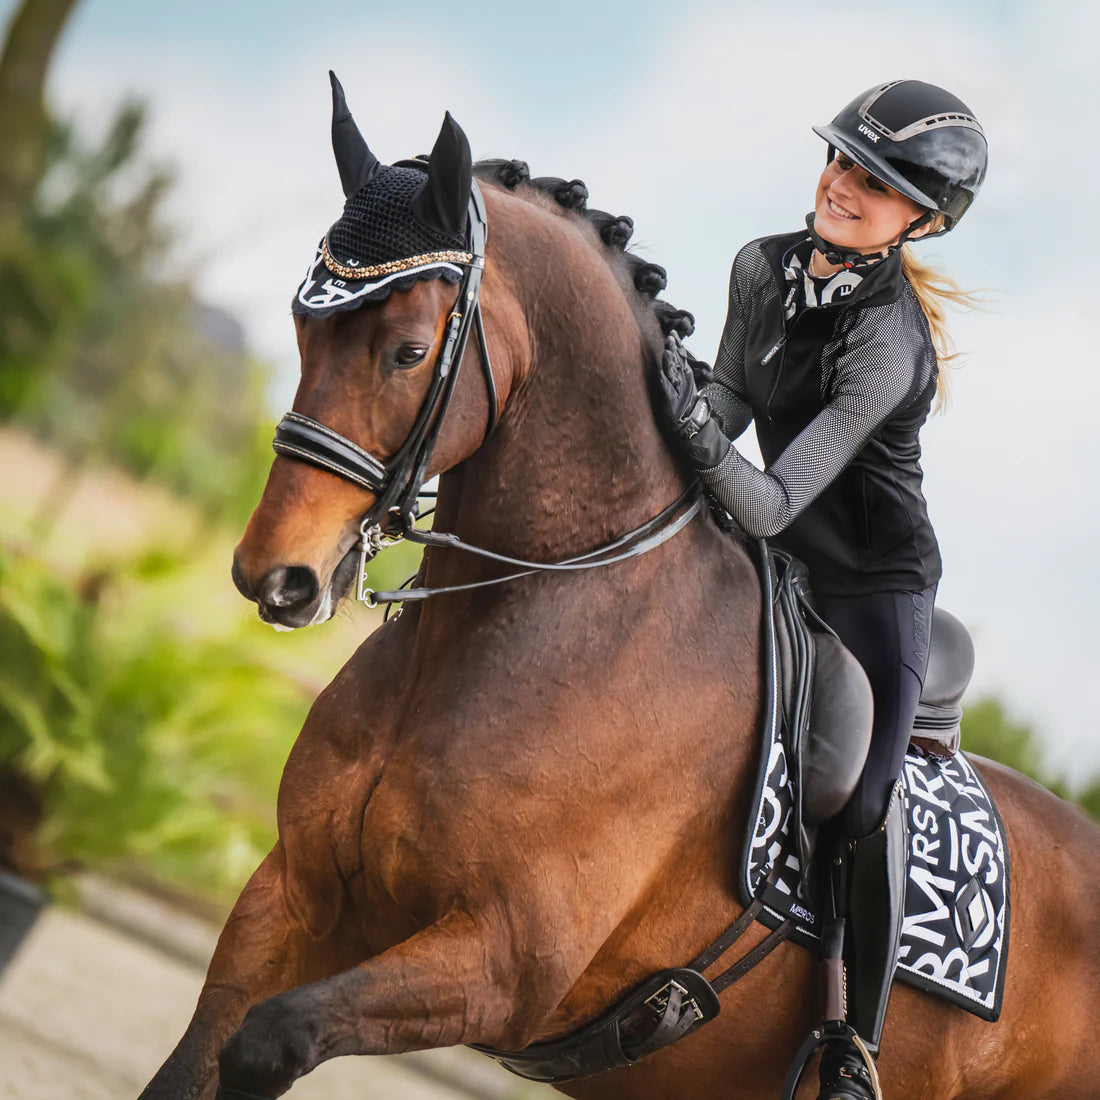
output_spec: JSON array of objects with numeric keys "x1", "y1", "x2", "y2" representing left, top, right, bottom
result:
[{"x1": 231, "y1": 548, "x2": 359, "y2": 630}]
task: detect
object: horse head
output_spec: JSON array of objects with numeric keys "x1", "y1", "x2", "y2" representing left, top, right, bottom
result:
[
  {"x1": 232, "y1": 74, "x2": 526, "y2": 629},
  {"x1": 234, "y1": 73, "x2": 695, "y2": 630}
]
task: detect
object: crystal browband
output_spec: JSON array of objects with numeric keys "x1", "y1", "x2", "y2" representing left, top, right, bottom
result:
[{"x1": 321, "y1": 237, "x2": 474, "y2": 280}]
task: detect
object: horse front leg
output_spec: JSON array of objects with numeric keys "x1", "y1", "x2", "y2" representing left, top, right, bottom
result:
[
  {"x1": 216, "y1": 907, "x2": 568, "y2": 1098},
  {"x1": 139, "y1": 842, "x2": 361, "y2": 1100}
]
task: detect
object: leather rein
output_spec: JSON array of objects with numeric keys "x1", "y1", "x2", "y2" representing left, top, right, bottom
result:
[{"x1": 270, "y1": 178, "x2": 702, "y2": 609}]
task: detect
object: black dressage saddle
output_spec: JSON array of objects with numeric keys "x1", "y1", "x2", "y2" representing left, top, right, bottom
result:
[{"x1": 772, "y1": 547, "x2": 976, "y2": 843}]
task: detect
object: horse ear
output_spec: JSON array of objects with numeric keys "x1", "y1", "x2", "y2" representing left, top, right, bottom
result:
[
  {"x1": 329, "y1": 70, "x2": 379, "y2": 198},
  {"x1": 412, "y1": 111, "x2": 472, "y2": 237}
]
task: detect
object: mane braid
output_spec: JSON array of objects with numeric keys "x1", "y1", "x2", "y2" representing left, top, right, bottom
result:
[{"x1": 473, "y1": 159, "x2": 695, "y2": 339}]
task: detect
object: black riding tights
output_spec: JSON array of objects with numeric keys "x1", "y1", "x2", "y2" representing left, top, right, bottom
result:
[{"x1": 815, "y1": 585, "x2": 937, "y2": 839}]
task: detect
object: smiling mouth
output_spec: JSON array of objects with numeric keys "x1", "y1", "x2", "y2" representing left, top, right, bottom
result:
[{"x1": 826, "y1": 196, "x2": 859, "y2": 220}]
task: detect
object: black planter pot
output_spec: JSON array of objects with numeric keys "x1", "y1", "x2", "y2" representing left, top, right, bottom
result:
[{"x1": 0, "y1": 867, "x2": 47, "y2": 976}]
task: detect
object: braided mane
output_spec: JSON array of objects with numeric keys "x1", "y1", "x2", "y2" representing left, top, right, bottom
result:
[{"x1": 473, "y1": 159, "x2": 697, "y2": 341}]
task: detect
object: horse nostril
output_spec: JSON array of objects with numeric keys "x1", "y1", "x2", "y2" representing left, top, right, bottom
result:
[
  {"x1": 257, "y1": 566, "x2": 319, "y2": 611},
  {"x1": 231, "y1": 554, "x2": 255, "y2": 601}
]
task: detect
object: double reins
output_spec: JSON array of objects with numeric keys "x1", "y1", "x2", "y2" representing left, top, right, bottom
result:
[
  {"x1": 367, "y1": 484, "x2": 702, "y2": 607},
  {"x1": 271, "y1": 177, "x2": 702, "y2": 609}
]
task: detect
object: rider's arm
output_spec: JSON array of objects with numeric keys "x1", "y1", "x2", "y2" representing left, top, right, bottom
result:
[
  {"x1": 699, "y1": 313, "x2": 932, "y2": 539},
  {"x1": 701, "y1": 256, "x2": 754, "y2": 441}
]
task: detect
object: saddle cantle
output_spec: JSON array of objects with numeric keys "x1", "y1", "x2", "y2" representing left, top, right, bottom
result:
[{"x1": 911, "y1": 608, "x2": 975, "y2": 757}]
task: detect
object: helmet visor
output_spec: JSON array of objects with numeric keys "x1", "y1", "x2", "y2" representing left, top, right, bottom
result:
[{"x1": 813, "y1": 120, "x2": 987, "y2": 228}]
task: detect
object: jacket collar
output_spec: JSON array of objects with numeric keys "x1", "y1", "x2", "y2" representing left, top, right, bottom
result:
[{"x1": 761, "y1": 230, "x2": 905, "y2": 310}]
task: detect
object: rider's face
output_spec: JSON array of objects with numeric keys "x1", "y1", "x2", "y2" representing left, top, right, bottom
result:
[{"x1": 814, "y1": 153, "x2": 929, "y2": 254}]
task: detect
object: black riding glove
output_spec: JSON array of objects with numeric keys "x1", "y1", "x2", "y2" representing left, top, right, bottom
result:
[{"x1": 657, "y1": 334, "x2": 730, "y2": 469}]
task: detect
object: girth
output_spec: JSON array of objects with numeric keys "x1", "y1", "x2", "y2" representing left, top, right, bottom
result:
[{"x1": 472, "y1": 883, "x2": 793, "y2": 1083}]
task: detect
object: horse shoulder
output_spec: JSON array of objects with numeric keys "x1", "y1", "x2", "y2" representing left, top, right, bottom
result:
[{"x1": 274, "y1": 614, "x2": 415, "y2": 942}]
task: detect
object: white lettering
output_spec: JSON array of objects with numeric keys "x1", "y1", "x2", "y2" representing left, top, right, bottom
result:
[
  {"x1": 912, "y1": 832, "x2": 940, "y2": 865},
  {"x1": 912, "y1": 805, "x2": 938, "y2": 835},
  {"x1": 962, "y1": 836, "x2": 999, "y2": 885}
]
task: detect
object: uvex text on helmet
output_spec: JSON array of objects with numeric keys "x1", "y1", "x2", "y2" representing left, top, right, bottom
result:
[{"x1": 812, "y1": 79, "x2": 988, "y2": 230}]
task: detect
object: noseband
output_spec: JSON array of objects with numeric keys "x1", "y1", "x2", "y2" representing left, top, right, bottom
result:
[{"x1": 270, "y1": 177, "x2": 702, "y2": 609}]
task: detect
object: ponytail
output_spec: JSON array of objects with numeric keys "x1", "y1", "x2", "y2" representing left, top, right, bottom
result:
[{"x1": 900, "y1": 213, "x2": 984, "y2": 413}]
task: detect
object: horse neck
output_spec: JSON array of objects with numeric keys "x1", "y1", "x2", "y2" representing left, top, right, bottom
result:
[{"x1": 434, "y1": 198, "x2": 688, "y2": 561}]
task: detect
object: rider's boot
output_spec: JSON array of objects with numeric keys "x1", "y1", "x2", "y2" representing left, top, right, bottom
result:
[{"x1": 817, "y1": 784, "x2": 907, "y2": 1100}]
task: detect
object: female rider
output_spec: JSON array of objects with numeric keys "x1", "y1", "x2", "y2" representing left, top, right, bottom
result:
[{"x1": 658, "y1": 80, "x2": 987, "y2": 1100}]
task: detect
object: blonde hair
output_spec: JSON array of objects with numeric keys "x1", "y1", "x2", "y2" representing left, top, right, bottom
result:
[{"x1": 899, "y1": 213, "x2": 983, "y2": 413}]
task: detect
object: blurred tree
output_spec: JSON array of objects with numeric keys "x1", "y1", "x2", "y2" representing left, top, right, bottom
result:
[
  {"x1": 1078, "y1": 780, "x2": 1100, "y2": 822},
  {"x1": 961, "y1": 698, "x2": 1045, "y2": 779},
  {"x1": 0, "y1": 85, "x2": 273, "y2": 524},
  {"x1": 0, "y1": 0, "x2": 79, "y2": 245},
  {"x1": 961, "y1": 696, "x2": 1086, "y2": 810}
]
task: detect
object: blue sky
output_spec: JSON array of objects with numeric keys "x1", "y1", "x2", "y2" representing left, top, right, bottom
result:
[{"x1": 9, "y1": 0, "x2": 1099, "y2": 773}]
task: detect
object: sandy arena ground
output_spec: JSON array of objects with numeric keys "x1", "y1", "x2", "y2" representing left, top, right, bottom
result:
[{"x1": 0, "y1": 888, "x2": 552, "y2": 1100}]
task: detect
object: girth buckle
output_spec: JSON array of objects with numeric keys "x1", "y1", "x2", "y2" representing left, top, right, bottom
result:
[{"x1": 644, "y1": 979, "x2": 704, "y2": 1024}]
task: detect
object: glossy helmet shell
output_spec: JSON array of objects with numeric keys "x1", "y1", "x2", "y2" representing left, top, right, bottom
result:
[{"x1": 813, "y1": 80, "x2": 988, "y2": 230}]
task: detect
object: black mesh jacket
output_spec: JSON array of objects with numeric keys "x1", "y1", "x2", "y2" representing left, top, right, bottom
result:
[{"x1": 700, "y1": 230, "x2": 941, "y2": 596}]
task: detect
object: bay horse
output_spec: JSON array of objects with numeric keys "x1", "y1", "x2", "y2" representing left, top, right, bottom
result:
[{"x1": 140, "y1": 93, "x2": 1100, "y2": 1099}]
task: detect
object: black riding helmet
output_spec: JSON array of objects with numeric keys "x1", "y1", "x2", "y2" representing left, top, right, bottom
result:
[{"x1": 807, "y1": 79, "x2": 988, "y2": 266}]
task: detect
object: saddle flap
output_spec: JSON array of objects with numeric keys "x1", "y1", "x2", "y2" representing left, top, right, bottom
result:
[
  {"x1": 769, "y1": 549, "x2": 873, "y2": 830},
  {"x1": 803, "y1": 634, "x2": 874, "y2": 826}
]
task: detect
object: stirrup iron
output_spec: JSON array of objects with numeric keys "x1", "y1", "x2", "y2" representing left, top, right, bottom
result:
[{"x1": 780, "y1": 1023, "x2": 882, "y2": 1100}]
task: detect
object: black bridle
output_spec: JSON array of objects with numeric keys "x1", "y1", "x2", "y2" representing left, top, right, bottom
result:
[
  {"x1": 270, "y1": 179, "x2": 702, "y2": 609},
  {"x1": 274, "y1": 181, "x2": 495, "y2": 529}
]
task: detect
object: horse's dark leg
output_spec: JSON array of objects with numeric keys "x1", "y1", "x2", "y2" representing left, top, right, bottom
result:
[
  {"x1": 216, "y1": 907, "x2": 563, "y2": 1098},
  {"x1": 139, "y1": 843, "x2": 361, "y2": 1100}
]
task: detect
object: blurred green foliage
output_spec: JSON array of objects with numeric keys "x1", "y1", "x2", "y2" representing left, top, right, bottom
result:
[
  {"x1": 0, "y1": 14, "x2": 426, "y2": 899},
  {"x1": 961, "y1": 696, "x2": 1097, "y2": 820},
  {"x1": 0, "y1": 3, "x2": 437, "y2": 902},
  {"x1": 0, "y1": 541, "x2": 313, "y2": 898}
]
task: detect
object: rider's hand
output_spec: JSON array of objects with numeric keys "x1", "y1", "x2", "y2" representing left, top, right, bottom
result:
[{"x1": 657, "y1": 334, "x2": 730, "y2": 469}]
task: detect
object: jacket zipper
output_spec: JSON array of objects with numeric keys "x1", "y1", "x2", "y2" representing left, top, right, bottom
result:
[{"x1": 763, "y1": 306, "x2": 817, "y2": 424}]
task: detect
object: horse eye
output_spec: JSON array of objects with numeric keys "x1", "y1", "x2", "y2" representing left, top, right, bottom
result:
[{"x1": 394, "y1": 344, "x2": 428, "y2": 368}]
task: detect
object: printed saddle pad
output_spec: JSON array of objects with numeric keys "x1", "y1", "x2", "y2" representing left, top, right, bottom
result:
[{"x1": 741, "y1": 743, "x2": 1010, "y2": 1021}]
